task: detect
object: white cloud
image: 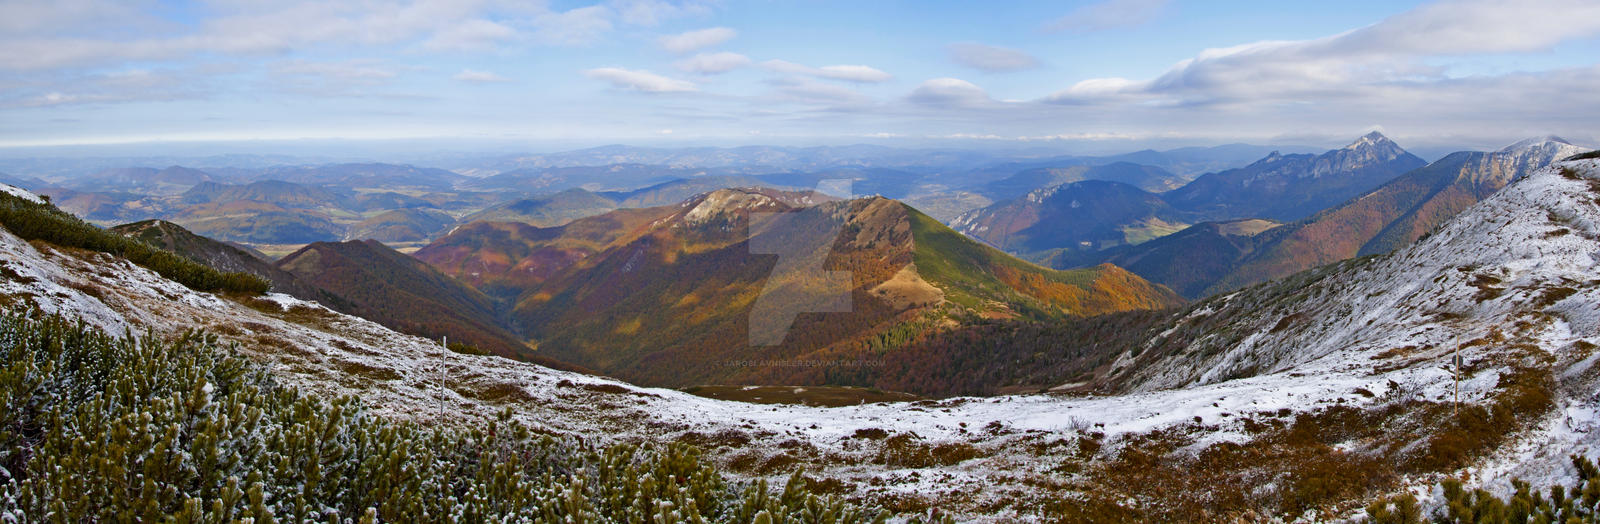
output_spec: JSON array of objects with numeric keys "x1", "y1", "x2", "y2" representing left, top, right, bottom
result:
[
  {"x1": 1045, "y1": 0, "x2": 1600, "y2": 106},
  {"x1": 816, "y1": 65, "x2": 893, "y2": 83},
  {"x1": 612, "y1": 0, "x2": 713, "y2": 26},
  {"x1": 0, "y1": 0, "x2": 155, "y2": 35},
  {"x1": 1329, "y1": 0, "x2": 1600, "y2": 56},
  {"x1": 766, "y1": 77, "x2": 872, "y2": 107},
  {"x1": 274, "y1": 59, "x2": 398, "y2": 83},
  {"x1": 1050, "y1": 77, "x2": 1141, "y2": 101},
  {"x1": 676, "y1": 52, "x2": 751, "y2": 74},
  {"x1": 907, "y1": 77, "x2": 992, "y2": 107},
  {"x1": 1046, "y1": 0, "x2": 1168, "y2": 32},
  {"x1": 422, "y1": 19, "x2": 517, "y2": 51},
  {"x1": 264, "y1": 58, "x2": 419, "y2": 97},
  {"x1": 453, "y1": 69, "x2": 509, "y2": 83},
  {"x1": 658, "y1": 27, "x2": 736, "y2": 53},
  {"x1": 530, "y1": 5, "x2": 616, "y2": 46},
  {"x1": 1, "y1": 67, "x2": 205, "y2": 108},
  {"x1": 583, "y1": 67, "x2": 697, "y2": 92},
  {"x1": 947, "y1": 42, "x2": 1039, "y2": 73},
  {"x1": 0, "y1": 0, "x2": 724, "y2": 70},
  {"x1": 0, "y1": 1, "x2": 495, "y2": 69},
  {"x1": 761, "y1": 60, "x2": 892, "y2": 83}
]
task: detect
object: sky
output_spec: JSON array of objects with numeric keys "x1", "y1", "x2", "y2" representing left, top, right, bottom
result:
[{"x1": 2, "y1": 0, "x2": 1599, "y2": 154}]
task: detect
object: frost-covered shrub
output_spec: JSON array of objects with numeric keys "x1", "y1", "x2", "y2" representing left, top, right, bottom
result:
[
  {"x1": 0, "y1": 192, "x2": 268, "y2": 295},
  {"x1": 1429, "y1": 455, "x2": 1600, "y2": 523},
  {"x1": 0, "y1": 312, "x2": 886, "y2": 523}
]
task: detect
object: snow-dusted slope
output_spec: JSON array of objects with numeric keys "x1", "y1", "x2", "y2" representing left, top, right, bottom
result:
[
  {"x1": 3, "y1": 159, "x2": 1599, "y2": 517},
  {"x1": 1110, "y1": 157, "x2": 1600, "y2": 483},
  {"x1": 0, "y1": 210, "x2": 1413, "y2": 518},
  {"x1": 0, "y1": 182, "x2": 44, "y2": 204},
  {"x1": 1119, "y1": 158, "x2": 1600, "y2": 389}
]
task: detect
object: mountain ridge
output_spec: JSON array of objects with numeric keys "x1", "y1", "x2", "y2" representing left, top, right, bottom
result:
[
  {"x1": 951, "y1": 133, "x2": 1428, "y2": 262},
  {"x1": 416, "y1": 187, "x2": 1182, "y2": 387},
  {"x1": 275, "y1": 239, "x2": 537, "y2": 360},
  {"x1": 4, "y1": 155, "x2": 1600, "y2": 520}
]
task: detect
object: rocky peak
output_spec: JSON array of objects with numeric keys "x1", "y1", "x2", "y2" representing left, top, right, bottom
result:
[
  {"x1": 1343, "y1": 131, "x2": 1395, "y2": 151},
  {"x1": 682, "y1": 188, "x2": 784, "y2": 225}
]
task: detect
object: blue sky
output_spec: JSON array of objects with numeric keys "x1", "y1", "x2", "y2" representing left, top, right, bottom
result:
[{"x1": 2, "y1": 0, "x2": 1598, "y2": 153}]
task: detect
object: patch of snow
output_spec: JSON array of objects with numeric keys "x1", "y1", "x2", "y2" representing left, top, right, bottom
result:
[{"x1": 0, "y1": 183, "x2": 43, "y2": 204}]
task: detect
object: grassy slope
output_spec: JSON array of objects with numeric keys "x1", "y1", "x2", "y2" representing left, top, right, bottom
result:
[
  {"x1": 1204, "y1": 153, "x2": 1478, "y2": 295},
  {"x1": 415, "y1": 206, "x2": 671, "y2": 298},
  {"x1": 906, "y1": 204, "x2": 1182, "y2": 317},
  {"x1": 0, "y1": 192, "x2": 267, "y2": 294},
  {"x1": 277, "y1": 240, "x2": 535, "y2": 360},
  {"x1": 460, "y1": 188, "x2": 620, "y2": 227},
  {"x1": 513, "y1": 198, "x2": 1181, "y2": 389},
  {"x1": 345, "y1": 208, "x2": 454, "y2": 242},
  {"x1": 111, "y1": 219, "x2": 339, "y2": 304}
]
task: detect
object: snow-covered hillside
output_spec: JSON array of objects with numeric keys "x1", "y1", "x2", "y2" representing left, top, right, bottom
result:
[
  {"x1": 2, "y1": 159, "x2": 1599, "y2": 519},
  {"x1": 1111, "y1": 157, "x2": 1600, "y2": 484},
  {"x1": 0, "y1": 217, "x2": 1392, "y2": 517}
]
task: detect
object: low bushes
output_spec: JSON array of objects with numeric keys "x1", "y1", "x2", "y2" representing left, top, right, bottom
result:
[{"x1": 0, "y1": 192, "x2": 268, "y2": 294}]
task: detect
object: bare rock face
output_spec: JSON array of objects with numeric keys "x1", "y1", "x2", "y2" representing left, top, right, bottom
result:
[{"x1": 682, "y1": 188, "x2": 783, "y2": 225}]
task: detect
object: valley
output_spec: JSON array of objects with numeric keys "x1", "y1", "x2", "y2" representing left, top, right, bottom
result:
[
  {"x1": 8, "y1": 2, "x2": 1600, "y2": 520},
  {"x1": 2, "y1": 153, "x2": 1598, "y2": 520}
]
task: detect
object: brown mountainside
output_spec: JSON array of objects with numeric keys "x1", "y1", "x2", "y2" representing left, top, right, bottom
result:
[{"x1": 479, "y1": 188, "x2": 1182, "y2": 387}]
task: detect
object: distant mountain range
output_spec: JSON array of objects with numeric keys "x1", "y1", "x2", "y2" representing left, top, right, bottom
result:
[
  {"x1": 0, "y1": 142, "x2": 1327, "y2": 253},
  {"x1": 1070, "y1": 137, "x2": 1587, "y2": 297},
  {"x1": 71, "y1": 166, "x2": 219, "y2": 196},
  {"x1": 953, "y1": 133, "x2": 1434, "y2": 267},
  {"x1": 1161, "y1": 132, "x2": 1427, "y2": 221},
  {"x1": 979, "y1": 162, "x2": 1187, "y2": 199},
  {"x1": 459, "y1": 177, "x2": 776, "y2": 228},
  {"x1": 344, "y1": 208, "x2": 455, "y2": 242}
]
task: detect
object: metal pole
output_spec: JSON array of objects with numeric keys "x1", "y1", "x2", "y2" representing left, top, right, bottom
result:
[{"x1": 439, "y1": 336, "x2": 447, "y2": 421}]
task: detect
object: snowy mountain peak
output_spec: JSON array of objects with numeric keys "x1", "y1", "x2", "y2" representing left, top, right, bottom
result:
[
  {"x1": 1499, "y1": 135, "x2": 1576, "y2": 153},
  {"x1": 1344, "y1": 131, "x2": 1395, "y2": 151}
]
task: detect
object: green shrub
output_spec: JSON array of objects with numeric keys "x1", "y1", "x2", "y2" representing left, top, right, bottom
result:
[
  {"x1": 0, "y1": 311, "x2": 887, "y2": 522},
  {"x1": 1426, "y1": 455, "x2": 1600, "y2": 523},
  {"x1": 0, "y1": 192, "x2": 268, "y2": 295},
  {"x1": 1364, "y1": 493, "x2": 1423, "y2": 524},
  {"x1": 446, "y1": 341, "x2": 492, "y2": 356}
]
